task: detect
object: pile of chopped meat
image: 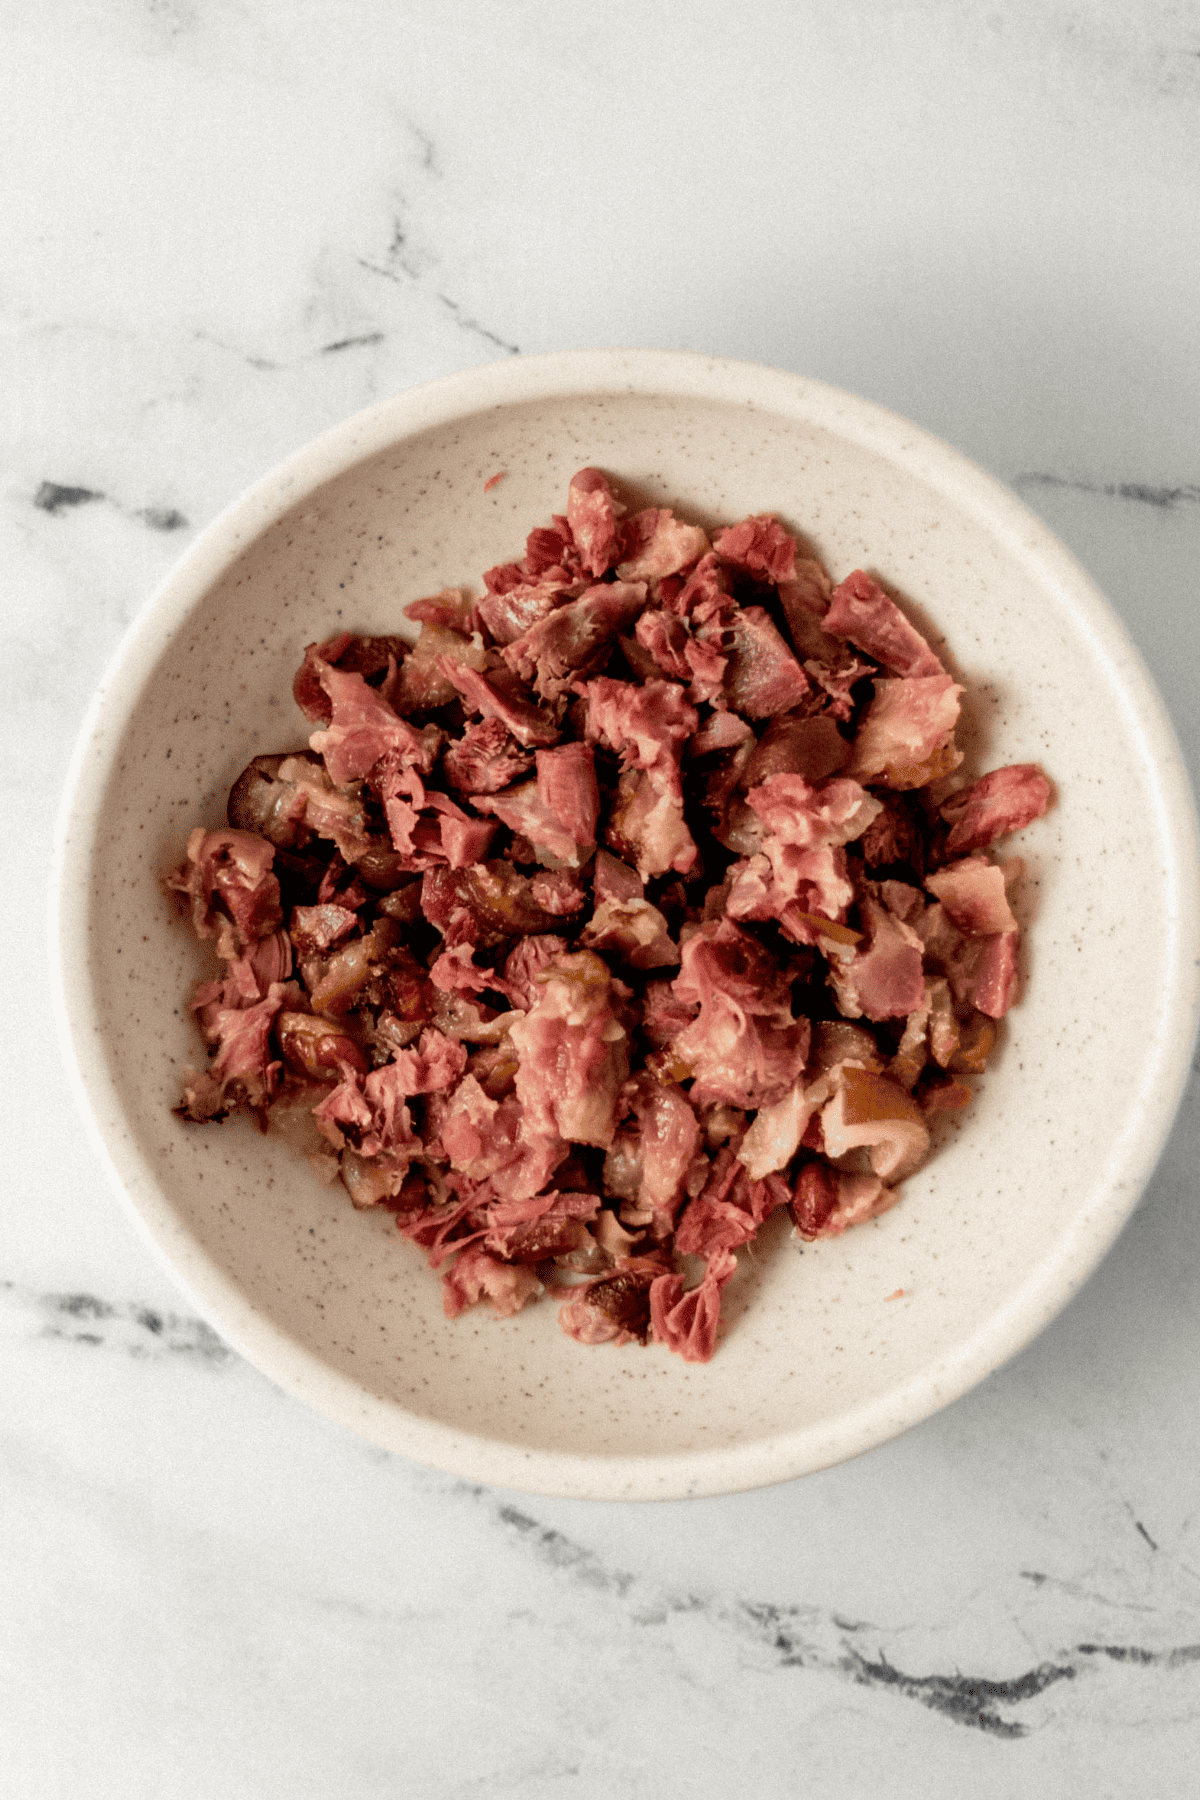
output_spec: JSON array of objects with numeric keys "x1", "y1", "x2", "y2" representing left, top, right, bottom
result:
[{"x1": 167, "y1": 469, "x2": 1051, "y2": 1362}]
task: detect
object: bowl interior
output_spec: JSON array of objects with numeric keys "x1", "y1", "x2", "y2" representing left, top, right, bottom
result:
[{"x1": 57, "y1": 365, "x2": 1199, "y2": 1498}]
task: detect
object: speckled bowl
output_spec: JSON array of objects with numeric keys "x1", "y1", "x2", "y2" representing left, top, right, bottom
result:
[{"x1": 51, "y1": 350, "x2": 1200, "y2": 1499}]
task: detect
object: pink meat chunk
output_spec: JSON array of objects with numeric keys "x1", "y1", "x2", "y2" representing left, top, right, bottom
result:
[
  {"x1": 167, "y1": 828, "x2": 283, "y2": 959},
  {"x1": 566, "y1": 468, "x2": 626, "y2": 577},
  {"x1": 438, "y1": 661, "x2": 561, "y2": 749},
  {"x1": 925, "y1": 858, "x2": 1017, "y2": 936},
  {"x1": 442, "y1": 717, "x2": 535, "y2": 795},
  {"x1": 649, "y1": 1248, "x2": 738, "y2": 1363},
  {"x1": 603, "y1": 1073, "x2": 700, "y2": 1234},
  {"x1": 508, "y1": 951, "x2": 631, "y2": 1148},
  {"x1": 828, "y1": 897, "x2": 926, "y2": 1022},
  {"x1": 475, "y1": 581, "x2": 572, "y2": 648},
  {"x1": 501, "y1": 581, "x2": 647, "y2": 700},
  {"x1": 712, "y1": 514, "x2": 798, "y2": 584},
  {"x1": 849, "y1": 674, "x2": 964, "y2": 783},
  {"x1": 473, "y1": 741, "x2": 599, "y2": 868},
  {"x1": 308, "y1": 661, "x2": 436, "y2": 787},
  {"x1": 671, "y1": 920, "x2": 810, "y2": 1108},
  {"x1": 823, "y1": 569, "x2": 945, "y2": 678},
  {"x1": 442, "y1": 1246, "x2": 541, "y2": 1319},
  {"x1": 721, "y1": 606, "x2": 811, "y2": 718},
  {"x1": 617, "y1": 508, "x2": 710, "y2": 582},
  {"x1": 940, "y1": 763, "x2": 1052, "y2": 855}
]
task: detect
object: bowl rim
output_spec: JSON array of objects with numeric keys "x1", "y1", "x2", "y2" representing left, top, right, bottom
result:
[{"x1": 49, "y1": 347, "x2": 1200, "y2": 1499}]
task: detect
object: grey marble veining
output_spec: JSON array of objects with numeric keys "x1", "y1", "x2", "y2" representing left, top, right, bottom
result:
[{"x1": 6, "y1": 2, "x2": 1200, "y2": 1793}]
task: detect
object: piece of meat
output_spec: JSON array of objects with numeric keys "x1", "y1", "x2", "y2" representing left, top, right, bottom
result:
[
  {"x1": 421, "y1": 860, "x2": 585, "y2": 949},
  {"x1": 741, "y1": 716, "x2": 850, "y2": 788},
  {"x1": 508, "y1": 951, "x2": 631, "y2": 1148},
  {"x1": 566, "y1": 467, "x2": 626, "y2": 577},
  {"x1": 392, "y1": 619, "x2": 488, "y2": 714},
  {"x1": 725, "y1": 773, "x2": 882, "y2": 943},
  {"x1": 438, "y1": 660, "x2": 561, "y2": 749},
  {"x1": 822, "y1": 569, "x2": 945, "y2": 678},
  {"x1": 592, "y1": 849, "x2": 644, "y2": 903},
  {"x1": 580, "y1": 896, "x2": 679, "y2": 970},
  {"x1": 670, "y1": 920, "x2": 810, "y2": 1109},
  {"x1": 442, "y1": 1246, "x2": 541, "y2": 1319},
  {"x1": 583, "y1": 677, "x2": 699, "y2": 880},
  {"x1": 648, "y1": 1248, "x2": 738, "y2": 1363},
  {"x1": 712, "y1": 514, "x2": 797, "y2": 584},
  {"x1": 721, "y1": 606, "x2": 811, "y2": 718},
  {"x1": 502, "y1": 580, "x2": 647, "y2": 700},
  {"x1": 472, "y1": 742, "x2": 600, "y2": 868},
  {"x1": 176, "y1": 981, "x2": 288, "y2": 1122},
  {"x1": 939, "y1": 763, "x2": 1052, "y2": 855},
  {"x1": 292, "y1": 632, "x2": 410, "y2": 724},
  {"x1": 674, "y1": 1148, "x2": 789, "y2": 1256},
  {"x1": 848, "y1": 674, "x2": 964, "y2": 786},
  {"x1": 827, "y1": 897, "x2": 926, "y2": 1022},
  {"x1": 558, "y1": 1259, "x2": 666, "y2": 1346},
  {"x1": 617, "y1": 509, "x2": 710, "y2": 582},
  {"x1": 442, "y1": 717, "x2": 535, "y2": 796},
  {"x1": 603, "y1": 1073, "x2": 700, "y2": 1236},
  {"x1": 475, "y1": 580, "x2": 573, "y2": 648},
  {"x1": 167, "y1": 828, "x2": 283, "y2": 960},
  {"x1": 925, "y1": 858, "x2": 1017, "y2": 937},
  {"x1": 227, "y1": 754, "x2": 316, "y2": 849},
  {"x1": 308, "y1": 660, "x2": 437, "y2": 787}
]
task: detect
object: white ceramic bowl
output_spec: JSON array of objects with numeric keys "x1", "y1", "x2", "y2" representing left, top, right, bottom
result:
[{"x1": 52, "y1": 350, "x2": 1200, "y2": 1500}]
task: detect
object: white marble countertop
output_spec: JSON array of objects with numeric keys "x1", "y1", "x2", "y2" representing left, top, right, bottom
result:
[{"x1": 8, "y1": 3, "x2": 1200, "y2": 1792}]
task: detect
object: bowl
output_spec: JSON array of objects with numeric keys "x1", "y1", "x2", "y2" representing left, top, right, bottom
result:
[{"x1": 51, "y1": 349, "x2": 1200, "y2": 1499}]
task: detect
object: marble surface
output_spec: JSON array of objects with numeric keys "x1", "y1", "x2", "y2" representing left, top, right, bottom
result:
[{"x1": 8, "y1": 2, "x2": 1200, "y2": 1791}]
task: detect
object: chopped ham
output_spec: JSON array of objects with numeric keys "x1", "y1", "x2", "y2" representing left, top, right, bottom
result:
[
  {"x1": 502, "y1": 934, "x2": 570, "y2": 1009},
  {"x1": 820, "y1": 1064, "x2": 930, "y2": 1182},
  {"x1": 566, "y1": 468, "x2": 626, "y2": 577},
  {"x1": 926, "y1": 858, "x2": 1017, "y2": 936},
  {"x1": 558, "y1": 1258, "x2": 666, "y2": 1346},
  {"x1": 442, "y1": 1246, "x2": 541, "y2": 1319},
  {"x1": 791, "y1": 1164, "x2": 900, "y2": 1239},
  {"x1": 726, "y1": 773, "x2": 882, "y2": 943},
  {"x1": 848, "y1": 674, "x2": 963, "y2": 786},
  {"x1": 171, "y1": 467, "x2": 1049, "y2": 1362},
  {"x1": 393, "y1": 620, "x2": 488, "y2": 714},
  {"x1": 617, "y1": 509, "x2": 710, "y2": 582},
  {"x1": 502, "y1": 581, "x2": 647, "y2": 699},
  {"x1": 442, "y1": 717, "x2": 535, "y2": 795},
  {"x1": 828, "y1": 897, "x2": 926, "y2": 1022},
  {"x1": 581, "y1": 896, "x2": 679, "y2": 970},
  {"x1": 176, "y1": 981, "x2": 287, "y2": 1121},
  {"x1": 508, "y1": 951, "x2": 630, "y2": 1148},
  {"x1": 721, "y1": 607, "x2": 811, "y2": 718},
  {"x1": 940, "y1": 763, "x2": 1052, "y2": 855},
  {"x1": 712, "y1": 514, "x2": 797, "y2": 584},
  {"x1": 475, "y1": 580, "x2": 571, "y2": 647},
  {"x1": 421, "y1": 860, "x2": 585, "y2": 948},
  {"x1": 823, "y1": 569, "x2": 945, "y2": 678},
  {"x1": 438, "y1": 660, "x2": 561, "y2": 748},
  {"x1": 603, "y1": 1073, "x2": 700, "y2": 1235},
  {"x1": 674, "y1": 1149, "x2": 788, "y2": 1255},
  {"x1": 584, "y1": 677, "x2": 699, "y2": 879},
  {"x1": 292, "y1": 632, "x2": 409, "y2": 724},
  {"x1": 671, "y1": 920, "x2": 810, "y2": 1108},
  {"x1": 473, "y1": 742, "x2": 599, "y2": 868},
  {"x1": 167, "y1": 828, "x2": 283, "y2": 959},
  {"x1": 649, "y1": 1248, "x2": 738, "y2": 1363},
  {"x1": 308, "y1": 661, "x2": 435, "y2": 787}
]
